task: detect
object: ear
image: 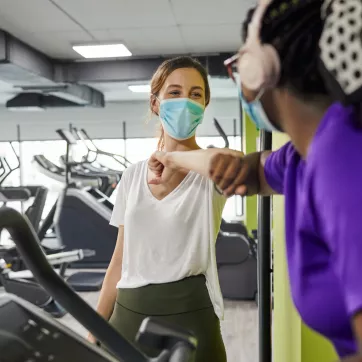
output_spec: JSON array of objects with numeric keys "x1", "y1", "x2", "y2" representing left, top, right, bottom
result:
[{"x1": 150, "y1": 95, "x2": 159, "y2": 116}]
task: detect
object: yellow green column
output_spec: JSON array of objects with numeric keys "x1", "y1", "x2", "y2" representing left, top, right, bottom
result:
[
  {"x1": 242, "y1": 110, "x2": 259, "y2": 231},
  {"x1": 271, "y1": 133, "x2": 337, "y2": 362},
  {"x1": 272, "y1": 133, "x2": 302, "y2": 362}
]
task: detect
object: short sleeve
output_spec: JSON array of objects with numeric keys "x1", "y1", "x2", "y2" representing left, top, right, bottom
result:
[
  {"x1": 109, "y1": 175, "x2": 127, "y2": 227},
  {"x1": 264, "y1": 142, "x2": 295, "y2": 194}
]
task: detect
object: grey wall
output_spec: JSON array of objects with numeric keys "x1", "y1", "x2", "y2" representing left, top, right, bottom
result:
[{"x1": 0, "y1": 98, "x2": 240, "y2": 141}]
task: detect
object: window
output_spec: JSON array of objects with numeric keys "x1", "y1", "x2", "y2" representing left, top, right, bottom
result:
[{"x1": 1, "y1": 136, "x2": 244, "y2": 226}]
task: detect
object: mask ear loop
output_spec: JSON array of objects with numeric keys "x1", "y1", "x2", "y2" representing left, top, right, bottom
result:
[{"x1": 254, "y1": 89, "x2": 265, "y2": 102}]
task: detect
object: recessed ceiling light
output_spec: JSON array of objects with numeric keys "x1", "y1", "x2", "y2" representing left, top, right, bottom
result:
[
  {"x1": 128, "y1": 85, "x2": 151, "y2": 93},
  {"x1": 72, "y1": 43, "x2": 132, "y2": 59}
]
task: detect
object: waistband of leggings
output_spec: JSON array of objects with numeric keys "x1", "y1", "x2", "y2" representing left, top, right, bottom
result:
[{"x1": 115, "y1": 275, "x2": 212, "y2": 315}]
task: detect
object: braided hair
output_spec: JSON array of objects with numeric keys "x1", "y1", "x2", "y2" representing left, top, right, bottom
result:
[
  {"x1": 242, "y1": 0, "x2": 362, "y2": 108},
  {"x1": 242, "y1": 0, "x2": 329, "y2": 102}
]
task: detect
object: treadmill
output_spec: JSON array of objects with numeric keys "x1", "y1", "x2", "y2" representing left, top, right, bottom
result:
[{"x1": 0, "y1": 206, "x2": 197, "y2": 362}]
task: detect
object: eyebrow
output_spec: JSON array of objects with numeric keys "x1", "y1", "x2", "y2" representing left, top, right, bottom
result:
[{"x1": 166, "y1": 84, "x2": 205, "y2": 92}]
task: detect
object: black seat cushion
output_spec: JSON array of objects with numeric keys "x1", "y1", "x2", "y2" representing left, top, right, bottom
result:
[{"x1": 216, "y1": 233, "x2": 250, "y2": 265}]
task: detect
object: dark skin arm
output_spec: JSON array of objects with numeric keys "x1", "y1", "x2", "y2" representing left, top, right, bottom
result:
[
  {"x1": 233, "y1": 151, "x2": 275, "y2": 196},
  {"x1": 355, "y1": 313, "x2": 362, "y2": 354},
  {"x1": 345, "y1": 313, "x2": 362, "y2": 361},
  {"x1": 207, "y1": 150, "x2": 276, "y2": 197}
]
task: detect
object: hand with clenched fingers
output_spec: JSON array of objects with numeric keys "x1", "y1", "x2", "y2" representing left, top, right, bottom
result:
[{"x1": 208, "y1": 150, "x2": 249, "y2": 197}]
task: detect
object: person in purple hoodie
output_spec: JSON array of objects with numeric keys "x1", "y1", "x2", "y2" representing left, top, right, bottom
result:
[{"x1": 147, "y1": 0, "x2": 362, "y2": 360}]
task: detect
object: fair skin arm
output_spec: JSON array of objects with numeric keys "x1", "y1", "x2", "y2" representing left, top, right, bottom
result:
[
  {"x1": 87, "y1": 226, "x2": 124, "y2": 343},
  {"x1": 148, "y1": 148, "x2": 276, "y2": 197}
]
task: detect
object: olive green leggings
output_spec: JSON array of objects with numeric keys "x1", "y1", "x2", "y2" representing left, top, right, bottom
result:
[{"x1": 107, "y1": 275, "x2": 227, "y2": 362}]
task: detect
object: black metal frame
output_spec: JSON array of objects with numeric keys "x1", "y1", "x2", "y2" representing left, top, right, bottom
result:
[{"x1": 257, "y1": 130, "x2": 273, "y2": 362}]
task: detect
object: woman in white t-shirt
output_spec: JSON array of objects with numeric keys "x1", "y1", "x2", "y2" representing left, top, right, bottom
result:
[{"x1": 88, "y1": 56, "x2": 228, "y2": 362}]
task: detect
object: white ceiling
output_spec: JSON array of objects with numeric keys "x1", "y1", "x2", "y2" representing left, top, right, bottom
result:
[
  {"x1": 0, "y1": 0, "x2": 252, "y2": 103},
  {"x1": 0, "y1": 0, "x2": 254, "y2": 59}
]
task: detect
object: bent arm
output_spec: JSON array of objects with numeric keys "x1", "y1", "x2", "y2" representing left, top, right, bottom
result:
[{"x1": 165, "y1": 148, "x2": 277, "y2": 196}]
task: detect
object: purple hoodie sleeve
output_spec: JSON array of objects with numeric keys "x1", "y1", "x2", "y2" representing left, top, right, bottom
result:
[{"x1": 264, "y1": 142, "x2": 295, "y2": 194}]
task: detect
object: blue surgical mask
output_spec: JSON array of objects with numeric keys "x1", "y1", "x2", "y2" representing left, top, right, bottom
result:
[
  {"x1": 159, "y1": 98, "x2": 205, "y2": 140},
  {"x1": 239, "y1": 89, "x2": 280, "y2": 133}
]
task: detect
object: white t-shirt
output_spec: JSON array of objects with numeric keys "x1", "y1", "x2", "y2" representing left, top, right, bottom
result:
[{"x1": 110, "y1": 160, "x2": 226, "y2": 319}]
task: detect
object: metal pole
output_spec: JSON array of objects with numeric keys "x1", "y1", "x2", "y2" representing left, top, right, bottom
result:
[
  {"x1": 232, "y1": 118, "x2": 242, "y2": 216},
  {"x1": 17, "y1": 124, "x2": 24, "y2": 213},
  {"x1": 239, "y1": 101, "x2": 243, "y2": 151},
  {"x1": 123, "y1": 121, "x2": 127, "y2": 160},
  {"x1": 233, "y1": 118, "x2": 237, "y2": 149},
  {"x1": 258, "y1": 130, "x2": 272, "y2": 362},
  {"x1": 65, "y1": 123, "x2": 72, "y2": 187}
]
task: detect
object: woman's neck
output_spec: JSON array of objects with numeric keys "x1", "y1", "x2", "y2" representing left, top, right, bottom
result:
[{"x1": 164, "y1": 136, "x2": 200, "y2": 152}]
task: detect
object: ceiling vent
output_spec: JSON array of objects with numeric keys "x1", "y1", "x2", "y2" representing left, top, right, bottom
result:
[{"x1": 6, "y1": 84, "x2": 104, "y2": 110}]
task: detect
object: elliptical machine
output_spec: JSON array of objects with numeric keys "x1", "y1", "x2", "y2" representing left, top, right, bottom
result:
[{"x1": 0, "y1": 206, "x2": 197, "y2": 362}]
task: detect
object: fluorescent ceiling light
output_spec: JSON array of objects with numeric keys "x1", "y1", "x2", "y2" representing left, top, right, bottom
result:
[
  {"x1": 7, "y1": 106, "x2": 44, "y2": 112},
  {"x1": 128, "y1": 85, "x2": 151, "y2": 93},
  {"x1": 72, "y1": 43, "x2": 132, "y2": 59}
]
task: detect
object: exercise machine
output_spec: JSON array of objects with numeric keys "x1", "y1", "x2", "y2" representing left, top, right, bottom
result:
[
  {"x1": 52, "y1": 129, "x2": 117, "y2": 269},
  {"x1": 33, "y1": 129, "x2": 116, "y2": 292},
  {"x1": 216, "y1": 219, "x2": 258, "y2": 302},
  {"x1": 207, "y1": 119, "x2": 259, "y2": 302},
  {"x1": 0, "y1": 250, "x2": 90, "y2": 319},
  {"x1": 72, "y1": 127, "x2": 131, "y2": 171},
  {"x1": 0, "y1": 185, "x2": 105, "y2": 300},
  {"x1": 0, "y1": 206, "x2": 197, "y2": 362},
  {"x1": 0, "y1": 185, "x2": 48, "y2": 267},
  {"x1": 0, "y1": 182, "x2": 99, "y2": 316},
  {"x1": 213, "y1": 118, "x2": 230, "y2": 148},
  {"x1": 32, "y1": 129, "x2": 118, "y2": 269},
  {"x1": 0, "y1": 142, "x2": 19, "y2": 186}
]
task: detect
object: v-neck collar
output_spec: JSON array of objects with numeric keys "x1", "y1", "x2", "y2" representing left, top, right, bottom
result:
[{"x1": 144, "y1": 164, "x2": 192, "y2": 203}]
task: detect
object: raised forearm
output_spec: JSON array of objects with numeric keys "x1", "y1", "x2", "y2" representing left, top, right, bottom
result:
[
  {"x1": 163, "y1": 148, "x2": 274, "y2": 197},
  {"x1": 166, "y1": 148, "x2": 220, "y2": 178}
]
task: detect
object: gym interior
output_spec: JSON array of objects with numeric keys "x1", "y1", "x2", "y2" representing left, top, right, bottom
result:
[{"x1": 0, "y1": 1, "x2": 340, "y2": 362}]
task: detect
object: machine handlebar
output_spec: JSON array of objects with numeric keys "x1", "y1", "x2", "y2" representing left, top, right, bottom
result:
[
  {"x1": 0, "y1": 206, "x2": 146, "y2": 362},
  {"x1": 0, "y1": 207, "x2": 196, "y2": 362}
]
